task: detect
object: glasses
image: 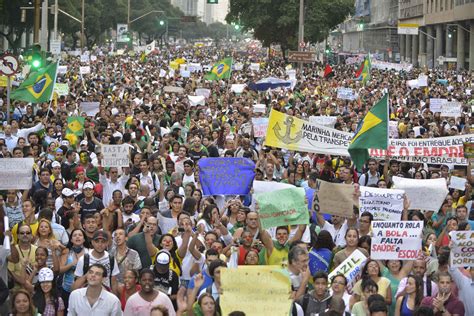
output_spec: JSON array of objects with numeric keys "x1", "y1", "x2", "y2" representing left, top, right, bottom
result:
[{"x1": 19, "y1": 231, "x2": 31, "y2": 235}]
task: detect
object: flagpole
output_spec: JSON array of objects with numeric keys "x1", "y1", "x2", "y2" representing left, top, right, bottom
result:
[
  {"x1": 46, "y1": 61, "x2": 60, "y2": 119},
  {"x1": 6, "y1": 77, "x2": 11, "y2": 124}
]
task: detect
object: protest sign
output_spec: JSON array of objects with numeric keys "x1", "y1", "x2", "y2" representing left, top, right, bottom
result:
[
  {"x1": 464, "y1": 142, "x2": 474, "y2": 158},
  {"x1": 359, "y1": 187, "x2": 405, "y2": 221},
  {"x1": 233, "y1": 62, "x2": 244, "y2": 71},
  {"x1": 252, "y1": 118, "x2": 269, "y2": 138},
  {"x1": 249, "y1": 63, "x2": 260, "y2": 72},
  {"x1": 440, "y1": 101, "x2": 462, "y2": 117},
  {"x1": 180, "y1": 69, "x2": 190, "y2": 78},
  {"x1": 163, "y1": 86, "x2": 184, "y2": 94},
  {"x1": 371, "y1": 59, "x2": 412, "y2": 72},
  {"x1": 0, "y1": 158, "x2": 34, "y2": 190},
  {"x1": 195, "y1": 88, "x2": 211, "y2": 98},
  {"x1": 231, "y1": 84, "x2": 246, "y2": 94},
  {"x1": 79, "y1": 102, "x2": 100, "y2": 117},
  {"x1": 417, "y1": 75, "x2": 428, "y2": 87},
  {"x1": 370, "y1": 134, "x2": 474, "y2": 165},
  {"x1": 449, "y1": 176, "x2": 467, "y2": 191},
  {"x1": 265, "y1": 109, "x2": 352, "y2": 156},
  {"x1": 187, "y1": 63, "x2": 202, "y2": 72},
  {"x1": 450, "y1": 231, "x2": 474, "y2": 267},
  {"x1": 54, "y1": 83, "x2": 69, "y2": 96},
  {"x1": 255, "y1": 187, "x2": 309, "y2": 229},
  {"x1": 253, "y1": 181, "x2": 295, "y2": 194},
  {"x1": 392, "y1": 176, "x2": 448, "y2": 211},
  {"x1": 80, "y1": 54, "x2": 90, "y2": 63},
  {"x1": 79, "y1": 66, "x2": 91, "y2": 75},
  {"x1": 337, "y1": 87, "x2": 357, "y2": 100},
  {"x1": 371, "y1": 221, "x2": 424, "y2": 260},
  {"x1": 221, "y1": 266, "x2": 292, "y2": 316},
  {"x1": 57, "y1": 65, "x2": 68, "y2": 74},
  {"x1": 90, "y1": 55, "x2": 97, "y2": 62},
  {"x1": 188, "y1": 95, "x2": 205, "y2": 106},
  {"x1": 198, "y1": 158, "x2": 255, "y2": 195},
  {"x1": 429, "y1": 98, "x2": 446, "y2": 112},
  {"x1": 101, "y1": 145, "x2": 130, "y2": 167},
  {"x1": 389, "y1": 121, "x2": 398, "y2": 139},
  {"x1": 328, "y1": 249, "x2": 367, "y2": 293},
  {"x1": 308, "y1": 116, "x2": 338, "y2": 128},
  {"x1": 313, "y1": 180, "x2": 354, "y2": 217}
]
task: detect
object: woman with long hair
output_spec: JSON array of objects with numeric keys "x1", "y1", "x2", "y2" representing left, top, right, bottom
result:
[
  {"x1": 26, "y1": 246, "x2": 58, "y2": 290},
  {"x1": 332, "y1": 228, "x2": 369, "y2": 268},
  {"x1": 146, "y1": 232, "x2": 189, "y2": 277},
  {"x1": 51, "y1": 178, "x2": 64, "y2": 200},
  {"x1": 197, "y1": 204, "x2": 220, "y2": 234},
  {"x1": 11, "y1": 289, "x2": 36, "y2": 316},
  {"x1": 394, "y1": 275, "x2": 423, "y2": 316},
  {"x1": 32, "y1": 267, "x2": 65, "y2": 316},
  {"x1": 59, "y1": 228, "x2": 87, "y2": 309},
  {"x1": 309, "y1": 230, "x2": 335, "y2": 275},
  {"x1": 34, "y1": 219, "x2": 63, "y2": 269},
  {"x1": 223, "y1": 199, "x2": 242, "y2": 229},
  {"x1": 380, "y1": 259, "x2": 413, "y2": 316}
]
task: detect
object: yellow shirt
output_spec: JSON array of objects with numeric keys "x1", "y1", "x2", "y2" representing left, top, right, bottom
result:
[
  {"x1": 12, "y1": 220, "x2": 39, "y2": 243},
  {"x1": 353, "y1": 276, "x2": 391, "y2": 298},
  {"x1": 267, "y1": 246, "x2": 288, "y2": 266},
  {"x1": 151, "y1": 247, "x2": 183, "y2": 276},
  {"x1": 8, "y1": 244, "x2": 38, "y2": 290}
]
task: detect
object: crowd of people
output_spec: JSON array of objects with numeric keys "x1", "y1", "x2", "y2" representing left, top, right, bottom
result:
[{"x1": 0, "y1": 42, "x2": 472, "y2": 316}]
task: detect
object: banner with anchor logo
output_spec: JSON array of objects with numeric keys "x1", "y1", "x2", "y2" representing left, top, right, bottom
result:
[{"x1": 264, "y1": 109, "x2": 352, "y2": 156}]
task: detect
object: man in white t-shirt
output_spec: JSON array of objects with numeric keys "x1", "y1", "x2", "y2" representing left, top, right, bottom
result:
[
  {"x1": 182, "y1": 159, "x2": 197, "y2": 186},
  {"x1": 73, "y1": 230, "x2": 120, "y2": 293},
  {"x1": 314, "y1": 209, "x2": 357, "y2": 248}
]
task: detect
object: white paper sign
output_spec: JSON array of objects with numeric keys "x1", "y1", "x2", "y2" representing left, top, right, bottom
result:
[
  {"x1": 57, "y1": 66, "x2": 68, "y2": 74},
  {"x1": 90, "y1": 55, "x2": 97, "y2": 62},
  {"x1": 371, "y1": 221, "x2": 424, "y2": 260},
  {"x1": 450, "y1": 231, "x2": 474, "y2": 267},
  {"x1": 430, "y1": 98, "x2": 446, "y2": 112},
  {"x1": 195, "y1": 88, "x2": 211, "y2": 98},
  {"x1": 54, "y1": 83, "x2": 69, "y2": 96},
  {"x1": 80, "y1": 54, "x2": 90, "y2": 63},
  {"x1": 449, "y1": 176, "x2": 467, "y2": 191},
  {"x1": 0, "y1": 158, "x2": 34, "y2": 189},
  {"x1": 337, "y1": 87, "x2": 357, "y2": 100},
  {"x1": 233, "y1": 63, "x2": 244, "y2": 71},
  {"x1": 328, "y1": 249, "x2": 367, "y2": 292},
  {"x1": 180, "y1": 70, "x2": 191, "y2": 78},
  {"x1": 441, "y1": 101, "x2": 462, "y2": 117},
  {"x1": 417, "y1": 75, "x2": 428, "y2": 87},
  {"x1": 359, "y1": 187, "x2": 405, "y2": 221},
  {"x1": 251, "y1": 118, "x2": 269, "y2": 138},
  {"x1": 392, "y1": 176, "x2": 448, "y2": 211},
  {"x1": 249, "y1": 63, "x2": 260, "y2": 72},
  {"x1": 188, "y1": 63, "x2": 202, "y2": 73},
  {"x1": 389, "y1": 121, "x2": 398, "y2": 139},
  {"x1": 79, "y1": 66, "x2": 91, "y2": 75},
  {"x1": 102, "y1": 145, "x2": 130, "y2": 167},
  {"x1": 231, "y1": 84, "x2": 246, "y2": 94},
  {"x1": 308, "y1": 116, "x2": 338, "y2": 128},
  {"x1": 188, "y1": 95, "x2": 205, "y2": 106},
  {"x1": 80, "y1": 102, "x2": 100, "y2": 117}
]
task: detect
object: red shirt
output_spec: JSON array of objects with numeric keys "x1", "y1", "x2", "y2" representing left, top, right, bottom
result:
[{"x1": 421, "y1": 293, "x2": 465, "y2": 316}]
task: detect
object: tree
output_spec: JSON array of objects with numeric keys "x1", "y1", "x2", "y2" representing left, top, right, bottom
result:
[
  {"x1": 226, "y1": 0, "x2": 353, "y2": 52},
  {"x1": 0, "y1": 0, "x2": 34, "y2": 52}
]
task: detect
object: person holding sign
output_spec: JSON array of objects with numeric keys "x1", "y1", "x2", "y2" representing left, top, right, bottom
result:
[
  {"x1": 260, "y1": 224, "x2": 306, "y2": 266},
  {"x1": 332, "y1": 228, "x2": 369, "y2": 269},
  {"x1": 350, "y1": 260, "x2": 392, "y2": 309}
]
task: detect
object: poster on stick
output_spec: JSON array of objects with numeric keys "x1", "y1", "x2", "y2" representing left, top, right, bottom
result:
[{"x1": 371, "y1": 221, "x2": 423, "y2": 260}]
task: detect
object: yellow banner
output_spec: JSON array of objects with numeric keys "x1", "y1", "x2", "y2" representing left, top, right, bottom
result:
[
  {"x1": 0, "y1": 76, "x2": 13, "y2": 87},
  {"x1": 220, "y1": 266, "x2": 292, "y2": 316}
]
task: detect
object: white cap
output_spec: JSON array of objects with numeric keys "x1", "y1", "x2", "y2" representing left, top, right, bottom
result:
[
  {"x1": 38, "y1": 267, "x2": 54, "y2": 282},
  {"x1": 156, "y1": 251, "x2": 170, "y2": 265},
  {"x1": 111, "y1": 108, "x2": 119, "y2": 116},
  {"x1": 62, "y1": 188, "x2": 74, "y2": 197},
  {"x1": 83, "y1": 182, "x2": 94, "y2": 190},
  {"x1": 80, "y1": 140, "x2": 88, "y2": 146},
  {"x1": 51, "y1": 161, "x2": 61, "y2": 168}
]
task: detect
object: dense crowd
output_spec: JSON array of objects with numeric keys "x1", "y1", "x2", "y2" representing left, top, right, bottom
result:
[{"x1": 0, "y1": 42, "x2": 473, "y2": 316}]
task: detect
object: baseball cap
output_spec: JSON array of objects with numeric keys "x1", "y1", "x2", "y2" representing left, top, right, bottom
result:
[
  {"x1": 93, "y1": 230, "x2": 109, "y2": 241},
  {"x1": 80, "y1": 140, "x2": 88, "y2": 146},
  {"x1": 38, "y1": 267, "x2": 54, "y2": 282},
  {"x1": 155, "y1": 250, "x2": 170, "y2": 265},
  {"x1": 51, "y1": 161, "x2": 61, "y2": 168},
  {"x1": 83, "y1": 181, "x2": 94, "y2": 190},
  {"x1": 62, "y1": 188, "x2": 74, "y2": 197}
]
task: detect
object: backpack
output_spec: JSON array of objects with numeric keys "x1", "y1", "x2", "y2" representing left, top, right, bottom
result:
[
  {"x1": 362, "y1": 171, "x2": 379, "y2": 186},
  {"x1": 292, "y1": 294, "x2": 332, "y2": 315},
  {"x1": 82, "y1": 253, "x2": 115, "y2": 284}
]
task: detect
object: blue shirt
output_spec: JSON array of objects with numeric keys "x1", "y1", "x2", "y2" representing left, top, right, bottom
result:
[
  {"x1": 308, "y1": 248, "x2": 332, "y2": 275},
  {"x1": 187, "y1": 269, "x2": 212, "y2": 292}
]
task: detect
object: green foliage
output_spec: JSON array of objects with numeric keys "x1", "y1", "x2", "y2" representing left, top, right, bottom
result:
[
  {"x1": 0, "y1": 0, "x2": 34, "y2": 52},
  {"x1": 226, "y1": 0, "x2": 354, "y2": 50}
]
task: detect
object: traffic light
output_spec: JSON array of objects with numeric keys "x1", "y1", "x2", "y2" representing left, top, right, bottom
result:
[
  {"x1": 29, "y1": 44, "x2": 44, "y2": 70},
  {"x1": 358, "y1": 22, "x2": 364, "y2": 30},
  {"x1": 159, "y1": 20, "x2": 165, "y2": 26},
  {"x1": 234, "y1": 24, "x2": 240, "y2": 30},
  {"x1": 325, "y1": 44, "x2": 331, "y2": 55}
]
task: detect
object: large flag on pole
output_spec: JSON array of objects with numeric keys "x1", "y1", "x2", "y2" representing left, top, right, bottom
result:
[
  {"x1": 355, "y1": 54, "x2": 371, "y2": 84},
  {"x1": 204, "y1": 57, "x2": 233, "y2": 81},
  {"x1": 10, "y1": 62, "x2": 58, "y2": 103},
  {"x1": 348, "y1": 93, "x2": 389, "y2": 170}
]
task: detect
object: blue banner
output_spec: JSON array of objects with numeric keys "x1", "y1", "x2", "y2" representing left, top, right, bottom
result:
[{"x1": 198, "y1": 158, "x2": 256, "y2": 196}]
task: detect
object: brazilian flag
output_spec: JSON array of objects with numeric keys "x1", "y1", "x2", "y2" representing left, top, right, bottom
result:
[
  {"x1": 67, "y1": 116, "x2": 85, "y2": 137},
  {"x1": 10, "y1": 62, "x2": 58, "y2": 103},
  {"x1": 204, "y1": 57, "x2": 232, "y2": 81},
  {"x1": 348, "y1": 93, "x2": 389, "y2": 170}
]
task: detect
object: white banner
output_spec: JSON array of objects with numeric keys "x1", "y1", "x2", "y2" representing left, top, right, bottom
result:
[
  {"x1": 0, "y1": 158, "x2": 34, "y2": 189},
  {"x1": 371, "y1": 221, "x2": 423, "y2": 260},
  {"x1": 79, "y1": 66, "x2": 91, "y2": 75},
  {"x1": 441, "y1": 101, "x2": 462, "y2": 117},
  {"x1": 371, "y1": 60, "x2": 413, "y2": 72},
  {"x1": 392, "y1": 176, "x2": 448, "y2": 211},
  {"x1": 359, "y1": 187, "x2": 405, "y2": 221},
  {"x1": 252, "y1": 118, "x2": 269, "y2": 138},
  {"x1": 102, "y1": 145, "x2": 130, "y2": 167},
  {"x1": 337, "y1": 87, "x2": 357, "y2": 101},
  {"x1": 79, "y1": 102, "x2": 100, "y2": 117},
  {"x1": 430, "y1": 98, "x2": 446, "y2": 112},
  {"x1": 308, "y1": 116, "x2": 337, "y2": 128},
  {"x1": 57, "y1": 66, "x2": 68, "y2": 74},
  {"x1": 249, "y1": 63, "x2": 260, "y2": 72},
  {"x1": 449, "y1": 176, "x2": 467, "y2": 191},
  {"x1": 450, "y1": 231, "x2": 474, "y2": 267},
  {"x1": 328, "y1": 249, "x2": 367, "y2": 293},
  {"x1": 195, "y1": 88, "x2": 211, "y2": 98},
  {"x1": 231, "y1": 84, "x2": 246, "y2": 94},
  {"x1": 188, "y1": 95, "x2": 205, "y2": 106},
  {"x1": 187, "y1": 63, "x2": 202, "y2": 73},
  {"x1": 80, "y1": 54, "x2": 90, "y2": 63}
]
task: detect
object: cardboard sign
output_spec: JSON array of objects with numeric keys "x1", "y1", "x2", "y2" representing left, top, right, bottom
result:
[
  {"x1": 313, "y1": 180, "x2": 354, "y2": 217},
  {"x1": 392, "y1": 176, "x2": 448, "y2": 212},
  {"x1": 0, "y1": 158, "x2": 34, "y2": 190},
  {"x1": 359, "y1": 187, "x2": 405, "y2": 221},
  {"x1": 328, "y1": 249, "x2": 367, "y2": 293},
  {"x1": 371, "y1": 221, "x2": 424, "y2": 260},
  {"x1": 450, "y1": 231, "x2": 474, "y2": 267},
  {"x1": 101, "y1": 145, "x2": 130, "y2": 167}
]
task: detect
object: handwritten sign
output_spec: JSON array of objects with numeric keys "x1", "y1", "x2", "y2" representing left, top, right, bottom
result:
[
  {"x1": 221, "y1": 266, "x2": 292, "y2": 316},
  {"x1": 308, "y1": 116, "x2": 338, "y2": 128},
  {"x1": 450, "y1": 230, "x2": 474, "y2": 267},
  {"x1": 429, "y1": 98, "x2": 446, "y2": 112},
  {"x1": 101, "y1": 145, "x2": 130, "y2": 167},
  {"x1": 54, "y1": 83, "x2": 69, "y2": 96},
  {"x1": 328, "y1": 249, "x2": 367, "y2": 293},
  {"x1": 79, "y1": 102, "x2": 100, "y2": 117},
  {"x1": 392, "y1": 176, "x2": 448, "y2": 211},
  {"x1": 371, "y1": 221, "x2": 423, "y2": 260},
  {"x1": 441, "y1": 101, "x2": 462, "y2": 117},
  {"x1": 0, "y1": 158, "x2": 34, "y2": 190},
  {"x1": 79, "y1": 66, "x2": 91, "y2": 75},
  {"x1": 198, "y1": 158, "x2": 255, "y2": 195},
  {"x1": 255, "y1": 188, "x2": 309, "y2": 229},
  {"x1": 313, "y1": 180, "x2": 354, "y2": 217},
  {"x1": 337, "y1": 87, "x2": 357, "y2": 101},
  {"x1": 359, "y1": 187, "x2": 405, "y2": 221},
  {"x1": 252, "y1": 118, "x2": 269, "y2": 138}
]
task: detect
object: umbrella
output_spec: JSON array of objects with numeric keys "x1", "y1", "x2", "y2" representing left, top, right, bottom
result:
[{"x1": 248, "y1": 77, "x2": 292, "y2": 91}]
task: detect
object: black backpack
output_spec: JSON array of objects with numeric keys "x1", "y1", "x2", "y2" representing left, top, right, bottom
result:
[{"x1": 82, "y1": 253, "x2": 115, "y2": 284}]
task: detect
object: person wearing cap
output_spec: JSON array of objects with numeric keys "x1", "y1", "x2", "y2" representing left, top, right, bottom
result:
[
  {"x1": 152, "y1": 250, "x2": 180, "y2": 305},
  {"x1": 73, "y1": 230, "x2": 120, "y2": 293},
  {"x1": 124, "y1": 268, "x2": 175, "y2": 316},
  {"x1": 32, "y1": 267, "x2": 65, "y2": 315},
  {"x1": 50, "y1": 160, "x2": 64, "y2": 183},
  {"x1": 56, "y1": 188, "x2": 80, "y2": 226},
  {"x1": 79, "y1": 180, "x2": 104, "y2": 221},
  {"x1": 68, "y1": 263, "x2": 122, "y2": 315}
]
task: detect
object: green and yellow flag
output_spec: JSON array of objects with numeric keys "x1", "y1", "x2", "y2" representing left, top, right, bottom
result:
[
  {"x1": 204, "y1": 57, "x2": 232, "y2": 81},
  {"x1": 67, "y1": 116, "x2": 84, "y2": 136},
  {"x1": 10, "y1": 62, "x2": 58, "y2": 103},
  {"x1": 348, "y1": 93, "x2": 389, "y2": 170}
]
